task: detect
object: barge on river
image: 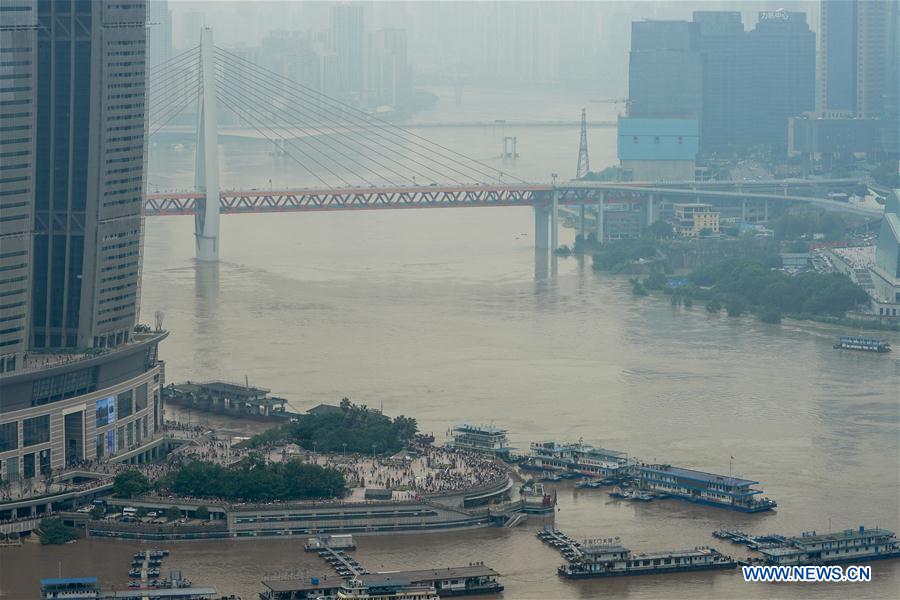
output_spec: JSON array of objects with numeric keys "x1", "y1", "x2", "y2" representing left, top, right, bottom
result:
[
  {"x1": 757, "y1": 526, "x2": 900, "y2": 565},
  {"x1": 558, "y1": 538, "x2": 735, "y2": 579},
  {"x1": 260, "y1": 565, "x2": 503, "y2": 600},
  {"x1": 833, "y1": 336, "x2": 891, "y2": 353},
  {"x1": 638, "y1": 464, "x2": 776, "y2": 512}
]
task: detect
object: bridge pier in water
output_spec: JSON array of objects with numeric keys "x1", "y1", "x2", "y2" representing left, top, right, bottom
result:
[
  {"x1": 550, "y1": 189, "x2": 559, "y2": 251},
  {"x1": 534, "y1": 206, "x2": 550, "y2": 251}
]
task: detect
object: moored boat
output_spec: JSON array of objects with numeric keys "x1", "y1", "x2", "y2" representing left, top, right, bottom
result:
[{"x1": 558, "y1": 538, "x2": 735, "y2": 578}]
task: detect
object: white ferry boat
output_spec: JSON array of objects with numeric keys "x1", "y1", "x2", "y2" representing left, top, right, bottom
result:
[
  {"x1": 527, "y1": 440, "x2": 637, "y2": 480},
  {"x1": 558, "y1": 538, "x2": 736, "y2": 578},
  {"x1": 757, "y1": 526, "x2": 900, "y2": 565}
]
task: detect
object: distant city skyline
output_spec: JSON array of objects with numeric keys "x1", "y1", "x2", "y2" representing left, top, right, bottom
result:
[{"x1": 164, "y1": 1, "x2": 821, "y2": 92}]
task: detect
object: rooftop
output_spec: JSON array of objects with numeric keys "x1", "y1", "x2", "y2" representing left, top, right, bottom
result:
[
  {"x1": 261, "y1": 578, "x2": 340, "y2": 593},
  {"x1": 177, "y1": 381, "x2": 271, "y2": 397},
  {"x1": 641, "y1": 464, "x2": 758, "y2": 487},
  {"x1": 262, "y1": 566, "x2": 499, "y2": 593},
  {"x1": 40, "y1": 577, "x2": 99, "y2": 587},
  {"x1": 453, "y1": 424, "x2": 507, "y2": 435},
  {"x1": 362, "y1": 565, "x2": 499, "y2": 586},
  {"x1": 789, "y1": 527, "x2": 895, "y2": 547}
]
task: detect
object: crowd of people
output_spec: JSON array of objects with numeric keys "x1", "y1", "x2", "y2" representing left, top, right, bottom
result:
[
  {"x1": 307, "y1": 444, "x2": 507, "y2": 500},
  {"x1": 1, "y1": 420, "x2": 508, "y2": 508},
  {"x1": 833, "y1": 245, "x2": 875, "y2": 270}
]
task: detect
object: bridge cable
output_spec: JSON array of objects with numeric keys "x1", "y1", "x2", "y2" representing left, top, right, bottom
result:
[
  {"x1": 215, "y1": 51, "x2": 477, "y2": 185},
  {"x1": 215, "y1": 57, "x2": 453, "y2": 185},
  {"x1": 147, "y1": 45, "x2": 200, "y2": 81},
  {"x1": 215, "y1": 46, "x2": 526, "y2": 184},
  {"x1": 215, "y1": 47, "x2": 497, "y2": 184},
  {"x1": 147, "y1": 62, "x2": 201, "y2": 115},
  {"x1": 148, "y1": 78, "x2": 202, "y2": 138},
  {"x1": 213, "y1": 85, "x2": 348, "y2": 188},
  {"x1": 214, "y1": 64, "x2": 413, "y2": 186},
  {"x1": 148, "y1": 67, "x2": 202, "y2": 133},
  {"x1": 213, "y1": 72, "x2": 372, "y2": 187},
  {"x1": 147, "y1": 52, "x2": 201, "y2": 104},
  {"x1": 215, "y1": 59, "x2": 464, "y2": 186}
]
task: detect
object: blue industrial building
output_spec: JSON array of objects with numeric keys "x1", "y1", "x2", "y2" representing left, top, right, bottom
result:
[{"x1": 617, "y1": 118, "x2": 699, "y2": 181}]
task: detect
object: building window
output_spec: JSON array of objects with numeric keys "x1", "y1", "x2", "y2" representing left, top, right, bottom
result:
[
  {"x1": 0, "y1": 421, "x2": 18, "y2": 452},
  {"x1": 5, "y1": 457, "x2": 19, "y2": 482},
  {"x1": 39, "y1": 448, "x2": 51, "y2": 476},
  {"x1": 23, "y1": 452, "x2": 34, "y2": 478},
  {"x1": 135, "y1": 382, "x2": 147, "y2": 411},
  {"x1": 117, "y1": 426, "x2": 125, "y2": 451},
  {"x1": 117, "y1": 389, "x2": 133, "y2": 418},
  {"x1": 22, "y1": 415, "x2": 50, "y2": 446},
  {"x1": 96, "y1": 433, "x2": 105, "y2": 459}
]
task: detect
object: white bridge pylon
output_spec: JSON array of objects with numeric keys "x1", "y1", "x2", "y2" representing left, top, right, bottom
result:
[{"x1": 194, "y1": 27, "x2": 220, "y2": 261}]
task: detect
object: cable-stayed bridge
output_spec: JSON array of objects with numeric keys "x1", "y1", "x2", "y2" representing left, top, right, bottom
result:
[{"x1": 146, "y1": 29, "x2": 880, "y2": 261}]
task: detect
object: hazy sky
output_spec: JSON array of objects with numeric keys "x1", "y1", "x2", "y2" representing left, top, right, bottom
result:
[{"x1": 166, "y1": 1, "x2": 820, "y2": 92}]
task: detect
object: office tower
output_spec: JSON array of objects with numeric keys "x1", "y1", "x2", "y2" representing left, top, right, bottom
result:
[
  {"x1": 627, "y1": 20, "x2": 703, "y2": 119},
  {"x1": 0, "y1": 1, "x2": 166, "y2": 480},
  {"x1": 0, "y1": 0, "x2": 37, "y2": 374},
  {"x1": 741, "y1": 11, "x2": 816, "y2": 150},
  {"x1": 818, "y1": 0, "x2": 858, "y2": 111},
  {"x1": 330, "y1": 2, "x2": 365, "y2": 98},
  {"x1": 181, "y1": 9, "x2": 203, "y2": 50},
  {"x1": 857, "y1": 0, "x2": 891, "y2": 119},
  {"x1": 693, "y1": 11, "x2": 744, "y2": 154},
  {"x1": 369, "y1": 28, "x2": 411, "y2": 108},
  {"x1": 148, "y1": 0, "x2": 173, "y2": 69},
  {"x1": 30, "y1": 0, "x2": 147, "y2": 350}
]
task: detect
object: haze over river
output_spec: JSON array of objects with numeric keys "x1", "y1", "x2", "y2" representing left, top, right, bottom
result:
[{"x1": 2, "y1": 87, "x2": 898, "y2": 599}]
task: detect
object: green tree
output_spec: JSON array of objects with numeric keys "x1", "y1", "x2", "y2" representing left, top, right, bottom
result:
[
  {"x1": 165, "y1": 506, "x2": 181, "y2": 522},
  {"x1": 195, "y1": 506, "x2": 210, "y2": 520},
  {"x1": 648, "y1": 220, "x2": 674, "y2": 239},
  {"x1": 38, "y1": 517, "x2": 78, "y2": 545},
  {"x1": 113, "y1": 470, "x2": 150, "y2": 498},
  {"x1": 89, "y1": 506, "x2": 104, "y2": 520},
  {"x1": 135, "y1": 506, "x2": 148, "y2": 519}
]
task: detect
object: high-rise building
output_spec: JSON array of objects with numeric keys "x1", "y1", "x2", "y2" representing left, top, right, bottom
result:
[
  {"x1": 330, "y1": 2, "x2": 365, "y2": 98},
  {"x1": 30, "y1": 0, "x2": 147, "y2": 350},
  {"x1": 742, "y1": 11, "x2": 816, "y2": 150},
  {"x1": 818, "y1": 0, "x2": 857, "y2": 112},
  {"x1": 627, "y1": 10, "x2": 815, "y2": 157},
  {"x1": 627, "y1": 20, "x2": 702, "y2": 119},
  {"x1": 368, "y1": 28, "x2": 411, "y2": 108},
  {"x1": 0, "y1": 1, "x2": 167, "y2": 481},
  {"x1": 856, "y1": 0, "x2": 890, "y2": 118},
  {"x1": 692, "y1": 11, "x2": 744, "y2": 154},
  {"x1": 148, "y1": 0, "x2": 173, "y2": 69},
  {"x1": 0, "y1": 0, "x2": 37, "y2": 375}
]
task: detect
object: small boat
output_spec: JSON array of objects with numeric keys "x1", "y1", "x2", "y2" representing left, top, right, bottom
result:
[{"x1": 834, "y1": 336, "x2": 891, "y2": 353}]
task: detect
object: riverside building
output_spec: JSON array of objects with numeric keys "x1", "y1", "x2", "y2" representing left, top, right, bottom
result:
[{"x1": 0, "y1": 1, "x2": 165, "y2": 482}]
